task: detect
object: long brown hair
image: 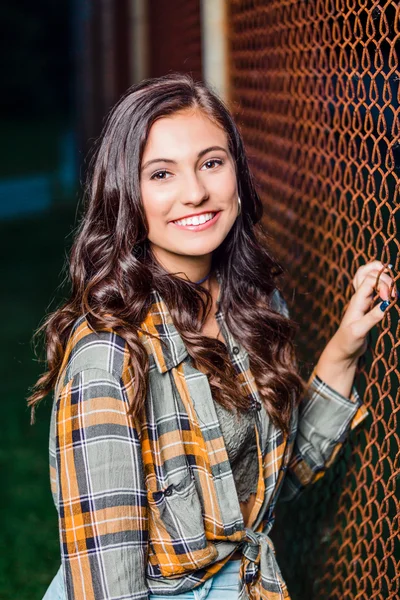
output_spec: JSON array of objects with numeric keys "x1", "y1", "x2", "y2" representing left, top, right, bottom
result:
[{"x1": 28, "y1": 73, "x2": 305, "y2": 434}]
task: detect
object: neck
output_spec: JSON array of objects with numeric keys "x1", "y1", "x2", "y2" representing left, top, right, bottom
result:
[
  {"x1": 196, "y1": 270, "x2": 214, "y2": 284},
  {"x1": 150, "y1": 244, "x2": 212, "y2": 284}
]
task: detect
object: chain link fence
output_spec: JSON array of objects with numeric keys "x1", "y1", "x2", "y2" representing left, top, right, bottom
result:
[{"x1": 228, "y1": 1, "x2": 399, "y2": 598}]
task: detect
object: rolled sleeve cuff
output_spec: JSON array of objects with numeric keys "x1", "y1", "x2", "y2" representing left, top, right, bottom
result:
[{"x1": 287, "y1": 368, "x2": 369, "y2": 488}]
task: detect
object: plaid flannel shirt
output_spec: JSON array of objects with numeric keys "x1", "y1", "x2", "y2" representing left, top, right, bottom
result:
[{"x1": 49, "y1": 273, "x2": 367, "y2": 599}]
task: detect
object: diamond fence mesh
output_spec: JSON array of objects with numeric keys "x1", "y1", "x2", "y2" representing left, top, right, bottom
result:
[{"x1": 228, "y1": 1, "x2": 399, "y2": 599}]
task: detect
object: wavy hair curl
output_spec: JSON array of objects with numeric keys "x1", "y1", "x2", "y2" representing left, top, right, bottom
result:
[{"x1": 28, "y1": 73, "x2": 306, "y2": 434}]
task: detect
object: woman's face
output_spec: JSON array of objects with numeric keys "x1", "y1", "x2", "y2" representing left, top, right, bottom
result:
[{"x1": 140, "y1": 108, "x2": 238, "y2": 271}]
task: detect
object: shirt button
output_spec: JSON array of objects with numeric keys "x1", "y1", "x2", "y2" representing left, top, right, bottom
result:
[
  {"x1": 282, "y1": 466, "x2": 287, "y2": 472},
  {"x1": 164, "y1": 486, "x2": 173, "y2": 497},
  {"x1": 256, "y1": 402, "x2": 262, "y2": 411},
  {"x1": 232, "y1": 346, "x2": 240, "y2": 355}
]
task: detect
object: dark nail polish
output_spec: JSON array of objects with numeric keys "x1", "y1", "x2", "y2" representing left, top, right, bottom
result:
[{"x1": 380, "y1": 300, "x2": 390, "y2": 311}]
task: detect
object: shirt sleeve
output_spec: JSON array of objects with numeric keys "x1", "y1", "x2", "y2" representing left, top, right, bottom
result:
[
  {"x1": 279, "y1": 368, "x2": 368, "y2": 502},
  {"x1": 270, "y1": 289, "x2": 369, "y2": 503},
  {"x1": 55, "y1": 367, "x2": 149, "y2": 599}
]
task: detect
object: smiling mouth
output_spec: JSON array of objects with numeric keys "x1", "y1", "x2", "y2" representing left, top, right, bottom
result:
[
  {"x1": 171, "y1": 211, "x2": 217, "y2": 226},
  {"x1": 170, "y1": 211, "x2": 222, "y2": 230}
]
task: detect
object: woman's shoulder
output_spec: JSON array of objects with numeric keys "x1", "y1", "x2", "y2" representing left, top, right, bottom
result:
[{"x1": 57, "y1": 315, "x2": 131, "y2": 390}]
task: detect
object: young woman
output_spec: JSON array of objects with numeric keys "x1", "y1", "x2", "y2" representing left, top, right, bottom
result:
[{"x1": 30, "y1": 73, "x2": 396, "y2": 600}]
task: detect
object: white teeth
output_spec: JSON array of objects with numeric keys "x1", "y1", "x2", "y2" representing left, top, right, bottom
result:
[{"x1": 174, "y1": 212, "x2": 216, "y2": 226}]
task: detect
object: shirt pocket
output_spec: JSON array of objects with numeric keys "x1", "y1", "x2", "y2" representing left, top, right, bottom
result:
[{"x1": 146, "y1": 470, "x2": 218, "y2": 577}]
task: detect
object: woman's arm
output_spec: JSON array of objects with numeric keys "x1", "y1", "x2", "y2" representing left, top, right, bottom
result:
[
  {"x1": 55, "y1": 367, "x2": 148, "y2": 599},
  {"x1": 279, "y1": 366, "x2": 366, "y2": 502},
  {"x1": 276, "y1": 260, "x2": 396, "y2": 502},
  {"x1": 314, "y1": 343, "x2": 357, "y2": 399}
]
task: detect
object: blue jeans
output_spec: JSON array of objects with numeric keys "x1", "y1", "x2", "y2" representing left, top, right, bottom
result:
[
  {"x1": 42, "y1": 558, "x2": 241, "y2": 600},
  {"x1": 42, "y1": 565, "x2": 63, "y2": 600},
  {"x1": 149, "y1": 558, "x2": 240, "y2": 599}
]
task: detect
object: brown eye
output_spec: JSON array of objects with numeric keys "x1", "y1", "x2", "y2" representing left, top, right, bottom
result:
[
  {"x1": 150, "y1": 170, "x2": 170, "y2": 180},
  {"x1": 202, "y1": 159, "x2": 223, "y2": 170}
]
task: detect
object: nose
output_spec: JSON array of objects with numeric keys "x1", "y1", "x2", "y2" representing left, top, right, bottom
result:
[{"x1": 182, "y1": 172, "x2": 209, "y2": 206}]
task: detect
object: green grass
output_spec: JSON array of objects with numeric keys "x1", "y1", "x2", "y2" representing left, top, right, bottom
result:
[{"x1": 0, "y1": 205, "x2": 77, "y2": 598}]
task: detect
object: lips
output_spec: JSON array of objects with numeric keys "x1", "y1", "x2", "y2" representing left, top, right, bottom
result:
[
  {"x1": 170, "y1": 210, "x2": 217, "y2": 224},
  {"x1": 172, "y1": 211, "x2": 215, "y2": 226},
  {"x1": 169, "y1": 210, "x2": 222, "y2": 231}
]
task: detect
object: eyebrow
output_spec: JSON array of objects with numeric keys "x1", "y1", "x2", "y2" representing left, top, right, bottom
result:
[{"x1": 141, "y1": 146, "x2": 228, "y2": 171}]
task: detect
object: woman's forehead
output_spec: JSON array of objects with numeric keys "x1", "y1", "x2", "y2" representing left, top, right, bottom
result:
[{"x1": 142, "y1": 109, "x2": 228, "y2": 162}]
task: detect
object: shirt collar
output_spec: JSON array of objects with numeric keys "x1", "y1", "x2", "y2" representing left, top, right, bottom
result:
[
  {"x1": 141, "y1": 268, "x2": 223, "y2": 374},
  {"x1": 215, "y1": 266, "x2": 222, "y2": 305}
]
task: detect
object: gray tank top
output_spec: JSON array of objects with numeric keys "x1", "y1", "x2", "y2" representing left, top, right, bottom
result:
[{"x1": 213, "y1": 400, "x2": 259, "y2": 503}]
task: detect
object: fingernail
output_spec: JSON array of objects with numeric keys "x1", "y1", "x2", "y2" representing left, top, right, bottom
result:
[
  {"x1": 388, "y1": 263, "x2": 393, "y2": 269},
  {"x1": 380, "y1": 300, "x2": 390, "y2": 311}
]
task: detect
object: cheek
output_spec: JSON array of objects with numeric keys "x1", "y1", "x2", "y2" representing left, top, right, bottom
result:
[
  {"x1": 141, "y1": 184, "x2": 174, "y2": 227},
  {"x1": 213, "y1": 166, "x2": 238, "y2": 202}
]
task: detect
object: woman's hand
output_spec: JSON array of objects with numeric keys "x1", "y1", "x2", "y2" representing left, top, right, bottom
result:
[{"x1": 328, "y1": 260, "x2": 397, "y2": 364}]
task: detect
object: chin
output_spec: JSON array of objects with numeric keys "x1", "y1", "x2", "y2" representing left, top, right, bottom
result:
[{"x1": 173, "y1": 239, "x2": 223, "y2": 256}]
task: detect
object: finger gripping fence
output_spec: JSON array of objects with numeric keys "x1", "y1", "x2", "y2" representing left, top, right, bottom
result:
[{"x1": 228, "y1": 1, "x2": 400, "y2": 599}]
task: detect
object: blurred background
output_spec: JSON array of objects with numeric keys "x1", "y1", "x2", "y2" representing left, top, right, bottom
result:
[{"x1": 1, "y1": 1, "x2": 399, "y2": 599}]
